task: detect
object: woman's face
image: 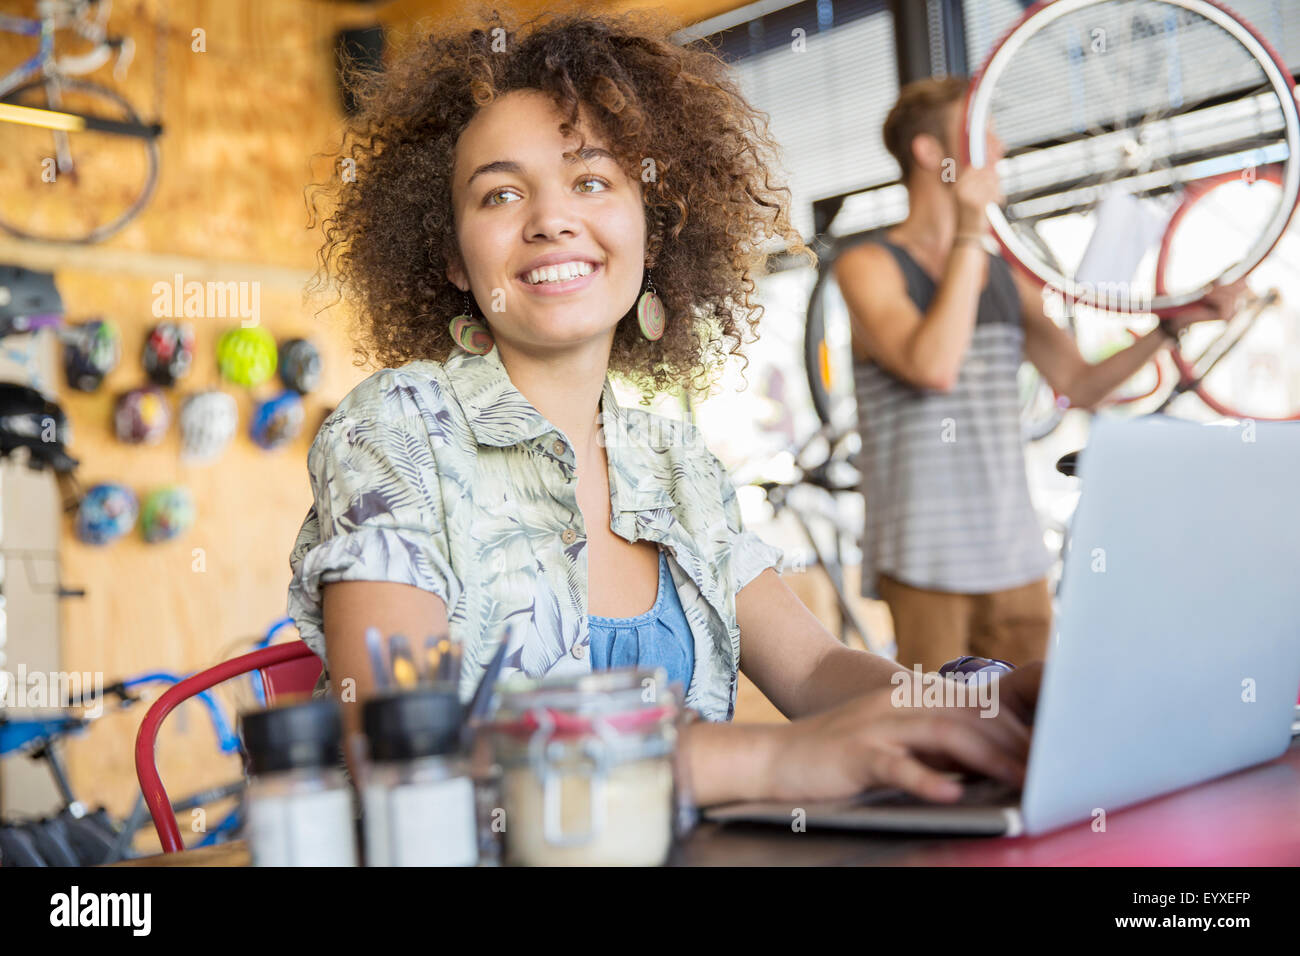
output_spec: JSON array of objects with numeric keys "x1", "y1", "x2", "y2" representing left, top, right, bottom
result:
[{"x1": 447, "y1": 89, "x2": 647, "y2": 355}]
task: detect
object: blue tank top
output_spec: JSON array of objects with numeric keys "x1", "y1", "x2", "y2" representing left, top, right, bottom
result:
[{"x1": 587, "y1": 549, "x2": 694, "y2": 693}]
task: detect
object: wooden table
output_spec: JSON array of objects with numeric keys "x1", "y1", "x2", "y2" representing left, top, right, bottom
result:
[
  {"x1": 112, "y1": 841, "x2": 252, "y2": 867},
  {"x1": 113, "y1": 738, "x2": 1300, "y2": 866}
]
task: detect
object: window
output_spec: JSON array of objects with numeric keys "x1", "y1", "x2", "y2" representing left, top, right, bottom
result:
[{"x1": 686, "y1": 0, "x2": 900, "y2": 239}]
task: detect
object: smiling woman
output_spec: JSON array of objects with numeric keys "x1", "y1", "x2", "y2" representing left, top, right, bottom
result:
[
  {"x1": 289, "y1": 2, "x2": 1041, "y2": 813},
  {"x1": 306, "y1": 4, "x2": 810, "y2": 398}
]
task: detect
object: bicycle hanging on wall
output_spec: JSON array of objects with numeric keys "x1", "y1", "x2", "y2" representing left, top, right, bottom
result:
[{"x1": 0, "y1": 0, "x2": 164, "y2": 243}]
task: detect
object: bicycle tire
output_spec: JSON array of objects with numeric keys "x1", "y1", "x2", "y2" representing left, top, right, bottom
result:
[
  {"x1": 802, "y1": 245, "x2": 842, "y2": 430},
  {"x1": 0, "y1": 77, "x2": 160, "y2": 244},
  {"x1": 1018, "y1": 363, "x2": 1066, "y2": 442},
  {"x1": 964, "y1": 0, "x2": 1300, "y2": 313},
  {"x1": 59, "y1": 808, "x2": 118, "y2": 865},
  {"x1": 1155, "y1": 163, "x2": 1300, "y2": 420}
]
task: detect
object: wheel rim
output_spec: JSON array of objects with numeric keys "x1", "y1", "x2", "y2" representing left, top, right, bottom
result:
[
  {"x1": 0, "y1": 77, "x2": 160, "y2": 244},
  {"x1": 965, "y1": 0, "x2": 1300, "y2": 313},
  {"x1": 1156, "y1": 164, "x2": 1300, "y2": 420}
]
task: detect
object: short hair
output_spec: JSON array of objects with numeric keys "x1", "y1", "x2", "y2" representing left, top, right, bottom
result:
[{"x1": 882, "y1": 75, "x2": 969, "y2": 180}]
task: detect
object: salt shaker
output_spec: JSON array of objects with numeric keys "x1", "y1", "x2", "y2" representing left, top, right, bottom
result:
[
  {"x1": 361, "y1": 686, "x2": 478, "y2": 867},
  {"x1": 241, "y1": 698, "x2": 358, "y2": 867}
]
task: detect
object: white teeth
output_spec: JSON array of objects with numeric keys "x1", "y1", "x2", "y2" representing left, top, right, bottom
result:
[{"x1": 524, "y1": 261, "x2": 594, "y2": 284}]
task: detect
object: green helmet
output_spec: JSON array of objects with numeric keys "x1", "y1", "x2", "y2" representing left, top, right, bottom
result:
[{"x1": 216, "y1": 326, "x2": 277, "y2": 387}]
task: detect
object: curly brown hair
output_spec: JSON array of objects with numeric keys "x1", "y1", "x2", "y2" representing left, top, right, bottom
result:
[{"x1": 307, "y1": 2, "x2": 815, "y2": 398}]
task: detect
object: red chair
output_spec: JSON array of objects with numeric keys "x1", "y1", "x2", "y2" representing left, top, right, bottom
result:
[{"x1": 133, "y1": 641, "x2": 323, "y2": 853}]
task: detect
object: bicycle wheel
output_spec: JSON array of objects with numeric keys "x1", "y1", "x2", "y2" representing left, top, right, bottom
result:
[
  {"x1": 802, "y1": 248, "x2": 858, "y2": 435},
  {"x1": 1018, "y1": 362, "x2": 1065, "y2": 441},
  {"x1": 966, "y1": 0, "x2": 1300, "y2": 314},
  {"x1": 0, "y1": 77, "x2": 160, "y2": 243},
  {"x1": 1156, "y1": 164, "x2": 1300, "y2": 419}
]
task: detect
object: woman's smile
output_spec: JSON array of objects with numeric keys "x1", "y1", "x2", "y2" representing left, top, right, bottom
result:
[{"x1": 515, "y1": 260, "x2": 603, "y2": 297}]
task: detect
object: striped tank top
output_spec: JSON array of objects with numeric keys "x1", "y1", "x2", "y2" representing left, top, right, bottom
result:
[{"x1": 852, "y1": 231, "x2": 1051, "y2": 599}]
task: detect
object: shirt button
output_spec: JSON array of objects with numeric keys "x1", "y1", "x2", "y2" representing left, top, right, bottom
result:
[
  {"x1": 552, "y1": 439, "x2": 566, "y2": 456},
  {"x1": 571, "y1": 643, "x2": 587, "y2": 660},
  {"x1": 561, "y1": 528, "x2": 578, "y2": 545}
]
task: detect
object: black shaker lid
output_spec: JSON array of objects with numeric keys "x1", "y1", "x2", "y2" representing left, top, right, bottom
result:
[
  {"x1": 240, "y1": 698, "x2": 342, "y2": 775},
  {"x1": 363, "y1": 686, "x2": 463, "y2": 761}
]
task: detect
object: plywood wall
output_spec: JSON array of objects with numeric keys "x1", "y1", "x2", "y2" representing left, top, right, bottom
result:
[
  {"x1": 0, "y1": 0, "x2": 769, "y2": 842},
  {"x1": 14, "y1": 0, "x2": 384, "y2": 826}
]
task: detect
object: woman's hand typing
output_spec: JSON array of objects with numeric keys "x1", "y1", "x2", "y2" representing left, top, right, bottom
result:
[{"x1": 754, "y1": 675, "x2": 1033, "y2": 804}]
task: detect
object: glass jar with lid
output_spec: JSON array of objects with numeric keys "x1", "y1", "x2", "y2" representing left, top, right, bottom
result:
[{"x1": 487, "y1": 667, "x2": 682, "y2": 866}]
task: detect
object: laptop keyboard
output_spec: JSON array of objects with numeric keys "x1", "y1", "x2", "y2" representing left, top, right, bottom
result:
[{"x1": 852, "y1": 776, "x2": 1019, "y2": 808}]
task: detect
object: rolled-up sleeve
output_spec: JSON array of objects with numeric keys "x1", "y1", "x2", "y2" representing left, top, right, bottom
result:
[{"x1": 287, "y1": 412, "x2": 459, "y2": 665}]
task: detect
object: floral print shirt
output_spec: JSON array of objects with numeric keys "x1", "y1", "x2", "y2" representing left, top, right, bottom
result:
[{"x1": 286, "y1": 345, "x2": 784, "y2": 721}]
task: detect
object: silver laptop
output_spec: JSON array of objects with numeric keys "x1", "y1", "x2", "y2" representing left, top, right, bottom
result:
[{"x1": 705, "y1": 416, "x2": 1300, "y2": 837}]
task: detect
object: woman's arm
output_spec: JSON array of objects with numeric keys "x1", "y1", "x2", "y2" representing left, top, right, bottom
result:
[
  {"x1": 704, "y1": 568, "x2": 1038, "y2": 808},
  {"x1": 319, "y1": 571, "x2": 1036, "y2": 809},
  {"x1": 736, "y1": 567, "x2": 909, "y2": 719},
  {"x1": 678, "y1": 681, "x2": 1033, "y2": 806},
  {"x1": 320, "y1": 580, "x2": 448, "y2": 779}
]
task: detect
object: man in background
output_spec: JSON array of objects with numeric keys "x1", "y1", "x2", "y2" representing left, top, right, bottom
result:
[{"x1": 837, "y1": 76, "x2": 1245, "y2": 672}]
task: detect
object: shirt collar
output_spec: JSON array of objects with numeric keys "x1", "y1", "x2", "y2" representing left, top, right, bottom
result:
[
  {"x1": 600, "y1": 380, "x2": 677, "y2": 514},
  {"x1": 442, "y1": 344, "x2": 675, "y2": 514},
  {"x1": 442, "y1": 345, "x2": 554, "y2": 447}
]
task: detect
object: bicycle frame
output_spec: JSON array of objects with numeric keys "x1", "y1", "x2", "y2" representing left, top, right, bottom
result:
[
  {"x1": 0, "y1": 3, "x2": 158, "y2": 140},
  {"x1": 1, "y1": 655, "x2": 260, "y2": 863},
  {"x1": 1, "y1": 0, "x2": 123, "y2": 92},
  {"x1": 742, "y1": 423, "x2": 886, "y2": 653},
  {"x1": 0, "y1": 14, "x2": 52, "y2": 97}
]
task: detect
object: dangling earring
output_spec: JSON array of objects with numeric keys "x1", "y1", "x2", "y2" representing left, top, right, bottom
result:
[
  {"x1": 449, "y1": 290, "x2": 493, "y2": 355},
  {"x1": 636, "y1": 269, "x2": 666, "y2": 341}
]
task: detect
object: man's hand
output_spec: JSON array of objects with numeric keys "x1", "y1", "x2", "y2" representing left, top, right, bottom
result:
[
  {"x1": 954, "y1": 163, "x2": 1003, "y2": 236},
  {"x1": 1161, "y1": 277, "x2": 1251, "y2": 334}
]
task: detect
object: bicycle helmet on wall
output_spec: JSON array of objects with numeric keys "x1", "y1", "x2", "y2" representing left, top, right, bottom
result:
[
  {"x1": 179, "y1": 389, "x2": 238, "y2": 464},
  {"x1": 62, "y1": 319, "x2": 122, "y2": 393},
  {"x1": 75, "y1": 483, "x2": 138, "y2": 545},
  {"x1": 0, "y1": 265, "x2": 62, "y2": 335},
  {"x1": 216, "y1": 326, "x2": 277, "y2": 387},
  {"x1": 0, "y1": 382, "x2": 78, "y2": 472},
  {"x1": 250, "y1": 391, "x2": 304, "y2": 450},
  {"x1": 139, "y1": 485, "x2": 195, "y2": 543},
  {"x1": 113, "y1": 386, "x2": 170, "y2": 445},
  {"x1": 278, "y1": 337, "x2": 321, "y2": 394},
  {"x1": 142, "y1": 321, "x2": 196, "y2": 387}
]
